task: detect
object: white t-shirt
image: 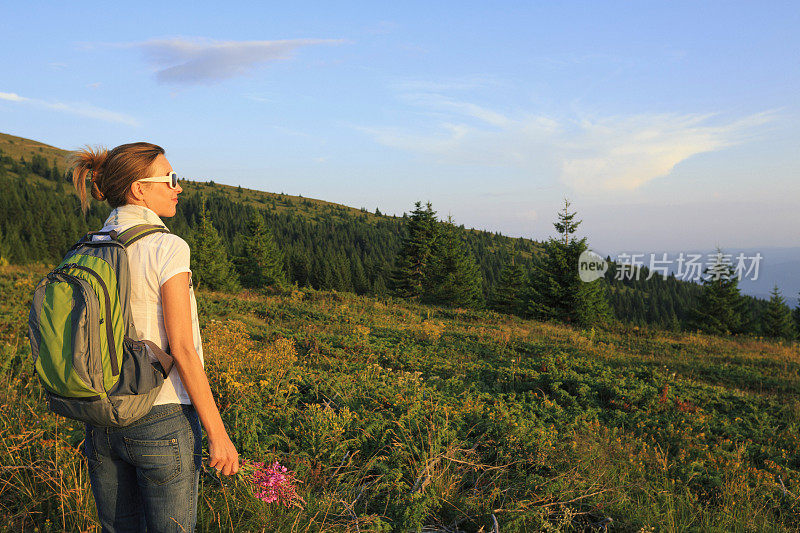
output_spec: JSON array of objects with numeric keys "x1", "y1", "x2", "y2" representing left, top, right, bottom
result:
[{"x1": 98, "y1": 204, "x2": 204, "y2": 406}]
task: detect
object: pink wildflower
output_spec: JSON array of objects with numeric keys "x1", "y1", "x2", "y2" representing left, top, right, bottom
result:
[{"x1": 247, "y1": 460, "x2": 303, "y2": 507}]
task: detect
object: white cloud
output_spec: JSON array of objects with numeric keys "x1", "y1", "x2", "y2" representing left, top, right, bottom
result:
[
  {"x1": 363, "y1": 90, "x2": 774, "y2": 192},
  {"x1": 559, "y1": 112, "x2": 774, "y2": 190},
  {"x1": 0, "y1": 91, "x2": 138, "y2": 126},
  {"x1": 400, "y1": 93, "x2": 512, "y2": 128},
  {"x1": 0, "y1": 92, "x2": 25, "y2": 102},
  {"x1": 130, "y1": 37, "x2": 346, "y2": 85}
]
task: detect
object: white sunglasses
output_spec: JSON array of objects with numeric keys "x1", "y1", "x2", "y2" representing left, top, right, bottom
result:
[{"x1": 138, "y1": 171, "x2": 179, "y2": 189}]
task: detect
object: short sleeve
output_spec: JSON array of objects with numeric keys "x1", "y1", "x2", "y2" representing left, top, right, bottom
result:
[{"x1": 156, "y1": 236, "x2": 192, "y2": 287}]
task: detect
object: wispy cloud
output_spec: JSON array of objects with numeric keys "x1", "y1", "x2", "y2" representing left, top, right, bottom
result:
[
  {"x1": 399, "y1": 93, "x2": 512, "y2": 128},
  {"x1": 0, "y1": 92, "x2": 25, "y2": 102},
  {"x1": 127, "y1": 37, "x2": 346, "y2": 85},
  {"x1": 559, "y1": 112, "x2": 773, "y2": 190},
  {"x1": 0, "y1": 91, "x2": 138, "y2": 126},
  {"x1": 363, "y1": 88, "x2": 774, "y2": 192}
]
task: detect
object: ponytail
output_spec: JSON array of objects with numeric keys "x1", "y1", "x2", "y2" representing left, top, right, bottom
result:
[
  {"x1": 70, "y1": 146, "x2": 108, "y2": 214},
  {"x1": 69, "y1": 142, "x2": 165, "y2": 214}
]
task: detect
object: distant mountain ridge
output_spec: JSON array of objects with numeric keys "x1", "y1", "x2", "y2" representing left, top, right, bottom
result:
[
  {"x1": 735, "y1": 247, "x2": 799, "y2": 306},
  {"x1": 605, "y1": 246, "x2": 800, "y2": 307}
]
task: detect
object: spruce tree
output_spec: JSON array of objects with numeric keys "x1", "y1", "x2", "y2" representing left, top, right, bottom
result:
[
  {"x1": 689, "y1": 250, "x2": 745, "y2": 335},
  {"x1": 190, "y1": 202, "x2": 239, "y2": 291},
  {"x1": 668, "y1": 311, "x2": 681, "y2": 332},
  {"x1": 763, "y1": 285, "x2": 795, "y2": 340},
  {"x1": 525, "y1": 199, "x2": 611, "y2": 327},
  {"x1": 239, "y1": 211, "x2": 287, "y2": 290},
  {"x1": 373, "y1": 275, "x2": 388, "y2": 297},
  {"x1": 290, "y1": 249, "x2": 311, "y2": 287},
  {"x1": 0, "y1": 225, "x2": 7, "y2": 266},
  {"x1": 490, "y1": 253, "x2": 526, "y2": 315},
  {"x1": 390, "y1": 201, "x2": 439, "y2": 299},
  {"x1": 351, "y1": 255, "x2": 369, "y2": 295},
  {"x1": 319, "y1": 252, "x2": 335, "y2": 289},
  {"x1": 334, "y1": 252, "x2": 352, "y2": 292},
  {"x1": 422, "y1": 215, "x2": 483, "y2": 308},
  {"x1": 793, "y1": 293, "x2": 800, "y2": 340}
]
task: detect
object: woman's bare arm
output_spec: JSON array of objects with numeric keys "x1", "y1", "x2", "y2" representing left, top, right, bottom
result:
[{"x1": 161, "y1": 272, "x2": 239, "y2": 475}]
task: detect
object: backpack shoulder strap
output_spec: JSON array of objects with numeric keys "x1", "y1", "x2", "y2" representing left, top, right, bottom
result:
[
  {"x1": 65, "y1": 229, "x2": 119, "y2": 254},
  {"x1": 115, "y1": 224, "x2": 170, "y2": 248}
]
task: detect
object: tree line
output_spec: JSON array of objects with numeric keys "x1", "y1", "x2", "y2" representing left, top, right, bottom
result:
[{"x1": 1, "y1": 150, "x2": 797, "y2": 339}]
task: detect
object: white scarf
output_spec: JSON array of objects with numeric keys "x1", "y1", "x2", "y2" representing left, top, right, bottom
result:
[{"x1": 101, "y1": 204, "x2": 167, "y2": 232}]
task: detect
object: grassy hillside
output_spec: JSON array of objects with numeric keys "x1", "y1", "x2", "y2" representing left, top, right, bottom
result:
[
  {"x1": 2, "y1": 265, "x2": 798, "y2": 531},
  {"x1": 0, "y1": 132, "x2": 543, "y2": 296},
  {"x1": 0, "y1": 131, "x2": 390, "y2": 225},
  {"x1": 0, "y1": 132, "x2": 66, "y2": 164},
  {"x1": 1, "y1": 130, "x2": 786, "y2": 336},
  {"x1": 0, "y1": 131, "x2": 543, "y2": 237}
]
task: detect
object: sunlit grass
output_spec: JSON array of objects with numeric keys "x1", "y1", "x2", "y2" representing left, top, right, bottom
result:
[{"x1": 1, "y1": 265, "x2": 798, "y2": 531}]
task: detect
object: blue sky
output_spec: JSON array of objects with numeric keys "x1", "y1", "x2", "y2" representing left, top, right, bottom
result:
[{"x1": 1, "y1": 1, "x2": 798, "y2": 256}]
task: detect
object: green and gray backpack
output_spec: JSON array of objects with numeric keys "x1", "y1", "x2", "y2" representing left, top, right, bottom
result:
[{"x1": 28, "y1": 224, "x2": 174, "y2": 427}]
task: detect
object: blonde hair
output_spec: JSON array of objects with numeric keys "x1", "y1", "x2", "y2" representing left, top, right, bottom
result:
[{"x1": 70, "y1": 142, "x2": 165, "y2": 214}]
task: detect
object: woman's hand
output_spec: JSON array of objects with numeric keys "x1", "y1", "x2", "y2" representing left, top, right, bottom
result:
[{"x1": 208, "y1": 432, "x2": 239, "y2": 476}]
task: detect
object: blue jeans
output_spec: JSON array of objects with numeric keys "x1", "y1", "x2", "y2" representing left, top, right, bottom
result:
[{"x1": 84, "y1": 403, "x2": 202, "y2": 532}]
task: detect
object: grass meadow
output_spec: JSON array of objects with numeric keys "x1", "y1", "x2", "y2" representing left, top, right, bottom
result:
[{"x1": 1, "y1": 265, "x2": 798, "y2": 532}]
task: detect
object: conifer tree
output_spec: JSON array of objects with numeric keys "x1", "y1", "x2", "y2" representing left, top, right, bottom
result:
[
  {"x1": 490, "y1": 253, "x2": 526, "y2": 315},
  {"x1": 525, "y1": 199, "x2": 611, "y2": 327},
  {"x1": 291, "y1": 249, "x2": 311, "y2": 287},
  {"x1": 423, "y1": 215, "x2": 483, "y2": 308},
  {"x1": 334, "y1": 252, "x2": 352, "y2": 292},
  {"x1": 0, "y1": 226, "x2": 7, "y2": 266},
  {"x1": 190, "y1": 202, "x2": 239, "y2": 291},
  {"x1": 373, "y1": 275, "x2": 388, "y2": 297},
  {"x1": 763, "y1": 285, "x2": 795, "y2": 340},
  {"x1": 793, "y1": 293, "x2": 800, "y2": 340},
  {"x1": 322, "y1": 257, "x2": 346, "y2": 291},
  {"x1": 239, "y1": 211, "x2": 287, "y2": 290},
  {"x1": 390, "y1": 201, "x2": 439, "y2": 299},
  {"x1": 689, "y1": 250, "x2": 745, "y2": 335},
  {"x1": 351, "y1": 255, "x2": 369, "y2": 294},
  {"x1": 668, "y1": 311, "x2": 681, "y2": 331}
]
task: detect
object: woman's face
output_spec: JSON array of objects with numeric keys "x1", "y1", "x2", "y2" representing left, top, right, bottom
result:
[{"x1": 130, "y1": 154, "x2": 183, "y2": 217}]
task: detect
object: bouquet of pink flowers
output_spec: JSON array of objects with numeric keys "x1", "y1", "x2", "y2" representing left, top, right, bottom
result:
[{"x1": 242, "y1": 460, "x2": 304, "y2": 508}]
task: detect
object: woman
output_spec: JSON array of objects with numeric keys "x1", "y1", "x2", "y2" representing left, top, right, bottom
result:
[{"x1": 71, "y1": 142, "x2": 238, "y2": 532}]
